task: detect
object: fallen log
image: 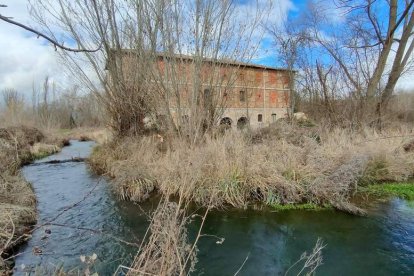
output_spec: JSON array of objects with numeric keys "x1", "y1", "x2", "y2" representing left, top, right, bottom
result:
[{"x1": 31, "y1": 157, "x2": 86, "y2": 166}]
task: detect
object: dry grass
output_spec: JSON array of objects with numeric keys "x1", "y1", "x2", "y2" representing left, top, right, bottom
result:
[
  {"x1": 0, "y1": 125, "x2": 63, "y2": 273},
  {"x1": 30, "y1": 143, "x2": 61, "y2": 159},
  {"x1": 0, "y1": 174, "x2": 37, "y2": 274},
  {"x1": 90, "y1": 121, "x2": 414, "y2": 214},
  {"x1": 46, "y1": 127, "x2": 113, "y2": 145},
  {"x1": 126, "y1": 198, "x2": 198, "y2": 276}
]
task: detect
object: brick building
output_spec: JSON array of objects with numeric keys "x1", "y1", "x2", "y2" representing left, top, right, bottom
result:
[
  {"x1": 113, "y1": 51, "x2": 292, "y2": 129},
  {"x1": 214, "y1": 61, "x2": 291, "y2": 129}
]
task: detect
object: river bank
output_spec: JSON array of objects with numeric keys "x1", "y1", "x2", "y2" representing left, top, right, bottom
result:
[
  {"x1": 89, "y1": 121, "x2": 414, "y2": 214},
  {"x1": 0, "y1": 126, "x2": 62, "y2": 273},
  {"x1": 5, "y1": 135, "x2": 414, "y2": 275},
  {"x1": 13, "y1": 140, "x2": 143, "y2": 275},
  {"x1": 0, "y1": 126, "x2": 108, "y2": 274}
]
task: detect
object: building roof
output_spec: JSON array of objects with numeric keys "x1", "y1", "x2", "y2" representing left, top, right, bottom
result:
[
  {"x1": 114, "y1": 49, "x2": 293, "y2": 72},
  {"x1": 156, "y1": 53, "x2": 292, "y2": 72}
]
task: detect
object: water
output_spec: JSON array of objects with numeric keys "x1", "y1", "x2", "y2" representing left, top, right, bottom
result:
[
  {"x1": 14, "y1": 141, "x2": 414, "y2": 275},
  {"x1": 14, "y1": 141, "x2": 154, "y2": 275},
  {"x1": 195, "y1": 200, "x2": 414, "y2": 275}
]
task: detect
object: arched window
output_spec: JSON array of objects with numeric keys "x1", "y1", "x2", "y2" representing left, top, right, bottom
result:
[
  {"x1": 258, "y1": 114, "x2": 263, "y2": 122},
  {"x1": 237, "y1": 117, "x2": 249, "y2": 129},
  {"x1": 220, "y1": 117, "x2": 232, "y2": 127}
]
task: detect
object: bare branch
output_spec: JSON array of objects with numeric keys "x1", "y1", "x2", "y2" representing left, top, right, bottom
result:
[{"x1": 0, "y1": 14, "x2": 101, "y2": 53}]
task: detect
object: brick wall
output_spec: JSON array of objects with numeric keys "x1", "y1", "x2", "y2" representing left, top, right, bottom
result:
[{"x1": 117, "y1": 52, "x2": 292, "y2": 128}]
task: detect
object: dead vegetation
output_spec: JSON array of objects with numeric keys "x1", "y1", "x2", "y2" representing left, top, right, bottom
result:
[
  {"x1": 0, "y1": 125, "x2": 65, "y2": 273},
  {"x1": 126, "y1": 199, "x2": 199, "y2": 276},
  {"x1": 45, "y1": 128, "x2": 113, "y2": 145},
  {"x1": 90, "y1": 121, "x2": 414, "y2": 214}
]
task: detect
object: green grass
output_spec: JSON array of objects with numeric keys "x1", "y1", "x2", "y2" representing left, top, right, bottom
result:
[
  {"x1": 364, "y1": 182, "x2": 414, "y2": 200},
  {"x1": 269, "y1": 203, "x2": 331, "y2": 211}
]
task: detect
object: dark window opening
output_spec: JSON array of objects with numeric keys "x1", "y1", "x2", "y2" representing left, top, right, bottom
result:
[
  {"x1": 258, "y1": 114, "x2": 263, "y2": 122},
  {"x1": 272, "y1": 113, "x2": 277, "y2": 122},
  {"x1": 239, "y1": 90, "x2": 246, "y2": 102},
  {"x1": 204, "y1": 89, "x2": 212, "y2": 108},
  {"x1": 220, "y1": 117, "x2": 232, "y2": 127},
  {"x1": 237, "y1": 117, "x2": 249, "y2": 129}
]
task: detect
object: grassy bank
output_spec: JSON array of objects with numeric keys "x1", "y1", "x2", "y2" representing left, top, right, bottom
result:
[
  {"x1": 89, "y1": 121, "x2": 414, "y2": 214},
  {"x1": 46, "y1": 127, "x2": 112, "y2": 145},
  {"x1": 0, "y1": 126, "x2": 69, "y2": 274},
  {"x1": 362, "y1": 182, "x2": 414, "y2": 200}
]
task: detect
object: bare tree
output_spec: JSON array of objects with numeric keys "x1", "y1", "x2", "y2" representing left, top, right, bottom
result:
[
  {"x1": 1, "y1": 88, "x2": 25, "y2": 125},
  {"x1": 28, "y1": 0, "x2": 271, "y2": 140},
  {"x1": 275, "y1": 0, "x2": 414, "y2": 127},
  {"x1": 2, "y1": 88, "x2": 24, "y2": 111},
  {"x1": 267, "y1": 21, "x2": 305, "y2": 119}
]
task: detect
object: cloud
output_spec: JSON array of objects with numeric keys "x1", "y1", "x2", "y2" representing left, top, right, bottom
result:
[
  {"x1": 9, "y1": 0, "x2": 413, "y2": 99},
  {"x1": 0, "y1": 0, "x2": 68, "y2": 98},
  {"x1": 233, "y1": 0, "x2": 295, "y2": 63}
]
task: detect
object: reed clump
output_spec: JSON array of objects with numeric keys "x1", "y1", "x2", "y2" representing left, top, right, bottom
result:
[
  {"x1": 127, "y1": 199, "x2": 197, "y2": 276},
  {"x1": 89, "y1": 121, "x2": 414, "y2": 214}
]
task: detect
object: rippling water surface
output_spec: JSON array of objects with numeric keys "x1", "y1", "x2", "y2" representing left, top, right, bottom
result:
[
  {"x1": 14, "y1": 141, "x2": 414, "y2": 275},
  {"x1": 15, "y1": 141, "x2": 152, "y2": 275}
]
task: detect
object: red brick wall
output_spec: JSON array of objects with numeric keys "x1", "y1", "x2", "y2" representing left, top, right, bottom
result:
[{"x1": 122, "y1": 56, "x2": 291, "y2": 109}]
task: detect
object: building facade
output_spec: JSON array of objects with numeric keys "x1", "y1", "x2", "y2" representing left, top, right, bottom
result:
[
  {"x1": 156, "y1": 55, "x2": 291, "y2": 129},
  {"x1": 217, "y1": 64, "x2": 291, "y2": 129},
  {"x1": 113, "y1": 51, "x2": 292, "y2": 129}
]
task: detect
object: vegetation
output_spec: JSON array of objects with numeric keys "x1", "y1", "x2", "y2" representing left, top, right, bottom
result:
[
  {"x1": 1, "y1": 79, "x2": 104, "y2": 131},
  {"x1": 269, "y1": 203, "x2": 331, "y2": 211},
  {"x1": 0, "y1": 126, "x2": 69, "y2": 273},
  {"x1": 270, "y1": 0, "x2": 414, "y2": 128},
  {"x1": 1, "y1": 0, "x2": 413, "y2": 274},
  {"x1": 362, "y1": 182, "x2": 414, "y2": 200},
  {"x1": 89, "y1": 120, "x2": 414, "y2": 215}
]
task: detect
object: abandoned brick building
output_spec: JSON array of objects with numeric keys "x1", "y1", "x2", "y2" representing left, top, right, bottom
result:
[
  {"x1": 211, "y1": 61, "x2": 291, "y2": 129},
  {"x1": 111, "y1": 51, "x2": 292, "y2": 129}
]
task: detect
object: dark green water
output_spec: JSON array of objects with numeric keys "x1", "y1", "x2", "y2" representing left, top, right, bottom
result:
[
  {"x1": 14, "y1": 141, "x2": 414, "y2": 275},
  {"x1": 195, "y1": 201, "x2": 414, "y2": 275}
]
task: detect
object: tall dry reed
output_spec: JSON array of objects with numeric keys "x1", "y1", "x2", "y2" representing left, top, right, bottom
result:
[{"x1": 90, "y1": 121, "x2": 414, "y2": 214}]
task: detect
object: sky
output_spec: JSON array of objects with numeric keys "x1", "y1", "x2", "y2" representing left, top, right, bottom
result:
[
  {"x1": 0, "y1": 0, "x2": 413, "y2": 98},
  {"x1": 0, "y1": 0, "x2": 72, "y2": 97}
]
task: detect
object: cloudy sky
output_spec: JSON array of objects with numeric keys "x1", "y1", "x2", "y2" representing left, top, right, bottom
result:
[
  {"x1": 0, "y1": 0, "x2": 295, "y2": 97},
  {"x1": 0, "y1": 0, "x2": 413, "y2": 98},
  {"x1": 0, "y1": 0, "x2": 70, "y2": 97}
]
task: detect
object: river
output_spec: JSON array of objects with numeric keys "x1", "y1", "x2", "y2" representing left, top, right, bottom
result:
[{"x1": 14, "y1": 141, "x2": 414, "y2": 275}]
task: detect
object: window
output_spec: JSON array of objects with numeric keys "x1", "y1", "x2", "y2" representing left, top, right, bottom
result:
[
  {"x1": 204, "y1": 89, "x2": 212, "y2": 108},
  {"x1": 272, "y1": 113, "x2": 277, "y2": 122},
  {"x1": 258, "y1": 114, "x2": 263, "y2": 122},
  {"x1": 239, "y1": 90, "x2": 246, "y2": 102}
]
